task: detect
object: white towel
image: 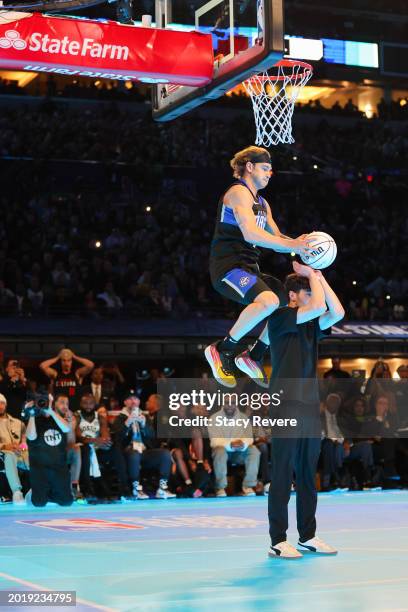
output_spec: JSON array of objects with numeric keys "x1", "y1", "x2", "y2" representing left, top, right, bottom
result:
[{"x1": 89, "y1": 444, "x2": 101, "y2": 478}]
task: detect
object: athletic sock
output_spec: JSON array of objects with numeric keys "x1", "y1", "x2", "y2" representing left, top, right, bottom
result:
[
  {"x1": 249, "y1": 339, "x2": 269, "y2": 361},
  {"x1": 218, "y1": 334, "x2": 239, "y2": 352},
  {"x1": 185, "y1": 479, "x2": 192, "y2": 486}
]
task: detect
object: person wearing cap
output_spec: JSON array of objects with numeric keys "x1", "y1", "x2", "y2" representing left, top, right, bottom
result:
[
  {"x1": 0, "y1": 393, "x2": 29, "y2": 504},
  {"x1": 111, "y1": 391, "x2": 176, "y2": 500},
  {"x1": 205, "y1": 145, "x2": 311, "y2": 389}
]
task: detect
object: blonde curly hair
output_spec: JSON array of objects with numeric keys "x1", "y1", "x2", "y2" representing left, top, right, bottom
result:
[{"x1": 230, "y1": 146, "x2": 270, "y2": 178}]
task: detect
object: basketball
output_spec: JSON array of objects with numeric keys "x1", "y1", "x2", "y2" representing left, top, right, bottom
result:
[{"x1": 300, "y1": 231, "x2": 337, "y2": 269}]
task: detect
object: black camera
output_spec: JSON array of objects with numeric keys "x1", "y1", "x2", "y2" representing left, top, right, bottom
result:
[{"x1": 21, "y1": 393, "x2": 49, "y2": 420}]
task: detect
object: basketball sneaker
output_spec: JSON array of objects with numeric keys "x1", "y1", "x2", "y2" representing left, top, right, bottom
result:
[
  {"x1": 297, "y1": 536, "x2": 337, "y2": 555},
  {"x1": 204, "y1": 342, "x2": 237, "y2": 388},
  {"x1": 241, "y1": 487, "x2": 256, "y2": 497},
  {"x1": 12, "y1": 490, "x2": 25, "y2": 505},
  {"x1": 215, "y1": 488, "x2": 227, "y2": 497},
  {"x1": 156, "y1": 479, "x2": 176, "y2": 499},
  {"x1": 268, "y1": 541, "x2": 303, "y2": 559},
  {"x1": 234, "y1": 350, "x2": 269, "y2": 388},
  {"x1": 132, "y1": 481, "x2": 149, "y2": 500}
]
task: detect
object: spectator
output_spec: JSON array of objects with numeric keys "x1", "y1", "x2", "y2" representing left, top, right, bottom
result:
[
  {"x1": 75, "y1": 392, "x2": 127, "y2": 501},
  {"x1": 111, "y1": 392, "x2": 176, "y2": 499},
  {"x1": 97, "y1": 282, "x2": 123, "y2": 315},
  {"x1": 80, "y1": 365, "x2": 123, "y2": 407},
  {"x1": 25, "y1": 393, "x2": 73, "y2": 507},
  {"x1": 320, "y1": 393, "x2": 346, "y2": 491},
  {"x1": 251, "y1": 404, "x2": 272, "y2": 495},
  {"x1": 209, "y1": 402, "x2": 260, "y2": 497},
  {"x1": 39, "y1": 349, "x2": 94, "y2": 409},
  {"x1": 370, "y1": 394, "x2": 400, "y2": 481},
  {"x1": 0, "y1": 393, "x2": 29, "y2": 504},
  {"x1": 0, "y1": 359, "x2": 27, "y2": 419},
  {"x1": 323, "y1": 358, "x2": 351, "y2": 380}
]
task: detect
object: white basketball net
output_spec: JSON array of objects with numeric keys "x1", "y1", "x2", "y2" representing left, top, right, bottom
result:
[{"x1": 243, "y1": 61, "x2": 313, "y2": 148}]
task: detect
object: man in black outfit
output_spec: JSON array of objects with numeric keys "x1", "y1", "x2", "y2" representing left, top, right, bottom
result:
[
  {"x1": 25, "y1": 393, "x2": 73, "y2": 507},
  {"x1": 267, "y1": 261, "x2": 345, "y2": 559}
]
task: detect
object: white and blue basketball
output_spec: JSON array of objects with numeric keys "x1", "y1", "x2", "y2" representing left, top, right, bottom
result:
[{"x1": 300, "y1": 231, "x2": 337, "y2": 270}]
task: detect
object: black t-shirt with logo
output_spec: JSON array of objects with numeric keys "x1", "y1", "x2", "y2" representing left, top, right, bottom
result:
[
  {"x1": 27, "y1": 415, "x2": 68, "y2": 467},
  {"x1": 268, "y1": 306, "x2": 328, "y2": 406}
]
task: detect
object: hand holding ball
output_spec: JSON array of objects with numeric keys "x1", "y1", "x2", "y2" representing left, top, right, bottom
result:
[{"x1": 300, "y1": 231, "x2": 337, "y2": 270}]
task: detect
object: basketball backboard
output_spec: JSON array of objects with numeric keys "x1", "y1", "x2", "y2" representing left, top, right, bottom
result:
[{"x1": 152, "y1": 0, "x2": 284, "y2": 121}]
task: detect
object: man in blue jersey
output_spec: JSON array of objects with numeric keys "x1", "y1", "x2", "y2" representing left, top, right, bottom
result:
[{"x1": 205, "y1": 146, "x2": 311, "y2": 388}]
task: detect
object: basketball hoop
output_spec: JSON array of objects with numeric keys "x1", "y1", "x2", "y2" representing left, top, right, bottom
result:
[{"x1": 243, "y1": 59, "x2": 313, "y2": 148}]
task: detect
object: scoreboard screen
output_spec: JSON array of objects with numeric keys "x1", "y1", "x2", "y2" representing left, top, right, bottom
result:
[{"x1": 322, "y1": 38, "x2": 379, "y2": 68}]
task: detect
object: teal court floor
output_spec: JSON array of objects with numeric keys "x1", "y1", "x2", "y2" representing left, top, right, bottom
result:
[{"x1": 0, "y1": 491, "x2": 407, "y2": 611}]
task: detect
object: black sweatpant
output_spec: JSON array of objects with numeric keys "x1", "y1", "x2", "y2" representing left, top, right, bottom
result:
[
  {"x1": 30, "y1": 463, "x2": 73, "y2": 507},
  {"x1": 268, "y1": 437, "x2": 321, "y2": 546}
]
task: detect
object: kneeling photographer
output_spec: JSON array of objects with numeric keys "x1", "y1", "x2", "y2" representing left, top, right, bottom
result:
[{"x1": 24, "y1": 392, "x2": 73, "y2": 507}]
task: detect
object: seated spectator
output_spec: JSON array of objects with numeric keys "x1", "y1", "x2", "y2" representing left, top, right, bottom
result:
[
  {"x1": 0, "y1": 359, "x2": 27, "y2": 418},
  {"x1": 75, "y1": 392, "x2": 128, "y2": 501},
  {"x1": 39, "y1": 348, "x2": 94, "y2": 410},
  {"x1": 25, "y1": 393, "x2": 73, "y2": 507},
  {"x1": 111, "y1": 392, "x2": 176, "y2": 499},
  {"x1": 364, "y1": 360, "x2": 393, "y2": 398},
  {"x1": 323, "y1": 358, "x2": 350, "y2": 380},
  {"x1": 0, "y1": 393, "x2": 29, "y2": 504},
  {"x1": 208, "y1": 402, "x2": 260, "y2": 497},
  {"x1": 321, "y1": 394, "x2": 376, "y2": 490},
  {"x1": 251, "y1": 404, "x2": 271, "y2": 495},
  {"x1": 370, "y1": 394, "x2": 400, "y2": 481},
  {"x1": 97, "y1": 282, "x2": 123, "y2": 315},
  {"x1": 395, "y1": 364, "x2": 408, "y2": 428},
  {"x1": 320, "y1": 393, "x2": 347, "y2": 490}
]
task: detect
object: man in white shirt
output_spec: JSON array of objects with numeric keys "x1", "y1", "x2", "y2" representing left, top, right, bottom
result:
[{"x1": 209, "y1": 401, "x2": 260, "y2": 497}]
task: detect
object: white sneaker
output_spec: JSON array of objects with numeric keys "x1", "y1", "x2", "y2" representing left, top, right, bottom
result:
[
  {"x1": 298, "y1": 536, "x2": 337, "y2": 555},
  {"x1": 25, "y1": 489, "x2": 32, "y2": 505},
  {"x1": 263, "y1": 482, "x2": 270, "y2": 495},
  {"x1": 268, "y1": 541, "x2": 303, "y2": 559},
  {"x1": 12, "y1": 490, "x2": 25, "y2": 505},
  {"x1": 155, "y1": 479, "x2": 176, "y2": 499},
  {"x1": 156, "y1": 487, "x2": 176, "y2": 499},
  {"x1": 215, "y1": 488, "x2": 227, "y2": 497},
  {"x1": 132, "y1": 482, "x2": 149, "y2": 500},
  {"x1": 242, "y1": 486, "x2": 256, "y2": 497}
]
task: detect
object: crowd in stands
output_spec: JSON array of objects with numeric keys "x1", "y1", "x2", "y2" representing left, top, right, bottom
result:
[
  {"x1": 0, "y1": 97, "x2": 407, "y2": 321},
  {"x1": 0, "y1": 351, "x2": 407, "y2": 506},
  {"x1": 1, "y1": 75, "x2": 408, "y2": 123}
]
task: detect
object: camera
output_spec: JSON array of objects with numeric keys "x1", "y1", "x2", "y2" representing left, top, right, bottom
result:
[{"x1": 21, "y1": 393, "x2": 49, "y2": 420}]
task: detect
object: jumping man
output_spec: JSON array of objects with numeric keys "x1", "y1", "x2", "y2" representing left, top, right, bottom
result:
[{"x1": 205, "y1": 146, "x2": 311, "y2": 388}]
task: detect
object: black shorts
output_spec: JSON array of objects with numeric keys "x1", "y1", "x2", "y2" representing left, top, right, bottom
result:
[{"x1": 212, "y1": 266, "x2": 286, "y2": 307}]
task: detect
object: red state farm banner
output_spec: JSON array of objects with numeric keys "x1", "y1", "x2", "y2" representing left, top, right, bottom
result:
[{"x1": 0, "y1": 11, "x2": 214, "y2": 85}]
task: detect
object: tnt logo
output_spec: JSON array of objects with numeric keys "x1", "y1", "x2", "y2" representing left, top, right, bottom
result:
[
  {"x1": 239, "y1": 276, "x2": 250, "y2": 287},
  {"x1": 43, "y1": 429, "x2": 62, "y2": 446},
  {"x1": 0, "y1": 30, "x2": 27, "y2": 50}
]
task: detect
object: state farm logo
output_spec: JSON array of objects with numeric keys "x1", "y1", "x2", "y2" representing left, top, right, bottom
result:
[
  {"x1": 0, "y1": 30, "x2": 27, "y2": 50},
  {"x1": 0, "y1": 29, "x2": 129, "y2": 61}
]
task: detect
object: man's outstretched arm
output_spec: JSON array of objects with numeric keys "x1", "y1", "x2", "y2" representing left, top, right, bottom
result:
[{"x1": 316, "y1": 271, "x2": 345, "y2": 330}]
